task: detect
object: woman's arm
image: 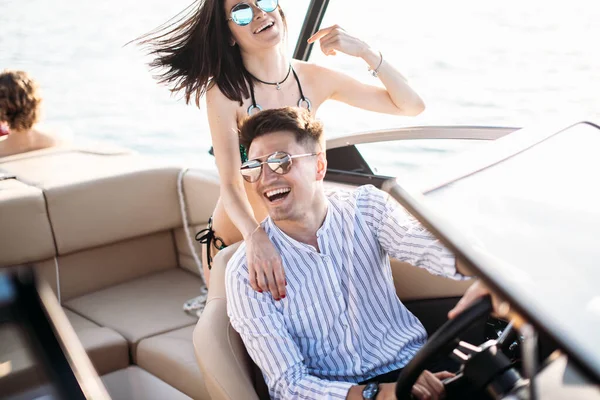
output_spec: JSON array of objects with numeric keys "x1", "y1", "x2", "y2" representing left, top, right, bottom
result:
[
  {"x1": 308, "y1": 25, "x2": 425, "y2": 116},
  {"x1": 206, "y1": 86, "x2": 286, "y2": 299},
  {"x1": 206, "y1": 86, "x2": 256, "y2": 236}
]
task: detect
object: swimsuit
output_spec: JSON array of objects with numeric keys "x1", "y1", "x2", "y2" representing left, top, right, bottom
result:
[
  {"x1": 208, "y1": 66, "x2": 311, "y2": 163},
  {"x1": 246, "y1": 67, "x2": 312, "y2": 117},
  {"x1": 199, "y1": 68, "x2": 311, "y2": 268}
]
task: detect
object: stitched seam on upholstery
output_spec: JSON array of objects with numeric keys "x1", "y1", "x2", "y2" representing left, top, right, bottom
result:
[
  {"x1": 133, "y1": 322, "x2": 196, "y2": 347},
  {"x1": 206, "y1": 296, "x2": 226, "y2": 304},
  {"x1": 61, "y1": 306, "x2": 133, "y2": 364},
  {"x1": 41, "y1": 190, "x2": 59, "y2": 257}
]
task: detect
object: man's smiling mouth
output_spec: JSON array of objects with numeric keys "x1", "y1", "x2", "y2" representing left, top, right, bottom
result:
[{"x1": 264, "y1": 187, "x2": 290, "y2": 203}]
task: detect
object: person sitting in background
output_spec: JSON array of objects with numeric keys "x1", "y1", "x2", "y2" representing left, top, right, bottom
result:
[
  {"x1": 226, "y1": 107, "x2": 487, "y2": 400},
  {"x1": 0, "y1": 70, "x2": 60, "y2": 157}
]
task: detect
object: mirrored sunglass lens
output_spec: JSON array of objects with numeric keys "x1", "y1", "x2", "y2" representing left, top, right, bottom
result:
[
  {"x1": 257, "y1": 0, "x2": 278, "y2": 12},
  {"x1": 231, "y1": 4, "x2": 253, "y2": 25},
  {"x1": 240, "y1": 159, "x2": 262, "y2": 181},
  {"x1": 241, "y1": 165, "x2": 262, "y2": 181},
  {"x1": 267, "y1": 154, "x2": 292, "y2": 174}
]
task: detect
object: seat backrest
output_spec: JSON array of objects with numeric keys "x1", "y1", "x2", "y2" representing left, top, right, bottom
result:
[
  {"x1": 193, "y1": 242, "x2": 270, "y2": 400},
  {"x1": 0, "y1": 177, "x2": 55, "y2": 268},
  {"x1": 0, "y1": 147, "x2": 211, "y2": 300}
]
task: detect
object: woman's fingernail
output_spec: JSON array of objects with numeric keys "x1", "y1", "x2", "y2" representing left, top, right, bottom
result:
[{"x1": 281, "y1": 294, "x2": 286, "y2": 299}]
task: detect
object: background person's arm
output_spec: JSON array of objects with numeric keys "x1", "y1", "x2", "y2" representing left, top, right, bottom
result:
[{"x1": 206, "y1": 87, "x2": 286, "y2": 299}]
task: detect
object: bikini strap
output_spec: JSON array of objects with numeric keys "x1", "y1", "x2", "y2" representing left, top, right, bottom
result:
[
  {"x1": 291, "y1": 67, "x2": 305, "y2": 101},
  {"x1": 247, "y1": 68, "x2": 310, "y2": 114},
  {"x1": 292, "y1": 67, "x2": 312, "y2": 111},
  {"x1": 247, "y1": 79, "x2": 262, "y2": 115},
  {"x1": 249, "y1": 79, "x2": 257, "y2": 108}
]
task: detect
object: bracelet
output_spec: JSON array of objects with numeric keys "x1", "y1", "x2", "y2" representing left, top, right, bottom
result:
[
  {"x1": 367, "y1": 51, "x2": 383, "y2": 78},
  {"x1": 246, "y1": 224, "x2": 262, "y2": 240}
]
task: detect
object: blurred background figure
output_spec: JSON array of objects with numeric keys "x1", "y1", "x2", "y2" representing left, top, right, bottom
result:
[{"x1": 0, "y1": 70, "x2": 62, "y2": 157}]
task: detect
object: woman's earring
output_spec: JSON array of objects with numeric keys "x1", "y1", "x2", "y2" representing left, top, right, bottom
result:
[{"x1": 230, "y1": 40, "x2": 236, "y2": 46}]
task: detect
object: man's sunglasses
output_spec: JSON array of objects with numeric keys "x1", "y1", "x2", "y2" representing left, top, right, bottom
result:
[
  {"x1": 227, "y1": 0, "x2": 279, "y2": 26},
  {"x1": 240, "y1": 151, "x2": 319, "y2": 183}
]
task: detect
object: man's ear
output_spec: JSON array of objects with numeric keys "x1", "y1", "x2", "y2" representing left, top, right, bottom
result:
[{"x1": 315, "y1": 152, "x2": 327, "y2": 181}]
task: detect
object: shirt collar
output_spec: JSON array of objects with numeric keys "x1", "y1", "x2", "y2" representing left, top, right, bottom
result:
[
  {"x1": 316, "y1": 197, "x2": 332, "y2": 238},
  {"x1": 264, "y1": 198, "x2": 332, "y2": 252}
]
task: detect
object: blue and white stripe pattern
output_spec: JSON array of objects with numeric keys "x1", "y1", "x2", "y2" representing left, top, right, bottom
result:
[{"x1": 226, "y1": 185, "x2": 462, "y2": 400}]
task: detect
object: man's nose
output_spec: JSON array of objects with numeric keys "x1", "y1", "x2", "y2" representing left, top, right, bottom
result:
[{"x1": 260, "y1": 165, "x2": 279, "y2": 185}]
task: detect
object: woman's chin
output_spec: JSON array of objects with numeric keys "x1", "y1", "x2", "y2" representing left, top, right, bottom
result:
[{"x1": 253, "y1": 27, "x2": 282, "y2": 47}]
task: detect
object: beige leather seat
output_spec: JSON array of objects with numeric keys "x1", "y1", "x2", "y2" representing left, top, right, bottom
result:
[
  {"x1": 193, "y1": 242, "x2": 270, "y2": 400},
  {"x1": 1, "y1": 148, "x2": 220, "y2": 399},
  {"x1": 0, "y1": 177, "x2": 129, "y2": 395}
]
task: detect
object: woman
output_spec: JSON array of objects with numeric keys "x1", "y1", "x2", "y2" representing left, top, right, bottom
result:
[
  {"x1": 0, "y1": 70, "x2": 60, "y2": 157},
  {"x1": 140, "y1": 0, "x2": 424, "y2": 301}
]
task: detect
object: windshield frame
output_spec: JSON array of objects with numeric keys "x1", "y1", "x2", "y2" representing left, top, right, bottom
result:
[
  {"x1": 324, "y1": 125, "x2": 514, "y2": 187},
  {"x1": 292, "y1": 0, "x2": 331, "y2": 60}
]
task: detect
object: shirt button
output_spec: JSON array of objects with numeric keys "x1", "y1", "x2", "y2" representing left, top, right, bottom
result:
[{"x1": 335, "y1": 291, "x2": 342, "y2": 297}]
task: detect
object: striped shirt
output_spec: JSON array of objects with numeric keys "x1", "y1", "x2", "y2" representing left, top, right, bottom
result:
[{"x1": 226, "y1": 185, "x2": 462, "y2": 400}]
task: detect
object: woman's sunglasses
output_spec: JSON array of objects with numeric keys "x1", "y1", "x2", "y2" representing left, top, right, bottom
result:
[
  {"x1": 240, "y1": 151, "x2": 318, "y2": 183},
  {"x1": 227, "y1": 0, "x2": 279, "y2": 26}
]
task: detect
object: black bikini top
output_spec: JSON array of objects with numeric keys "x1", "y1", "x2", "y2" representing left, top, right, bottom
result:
[{"x1": 247, "y1": 67, "x2": 312, "y2": 116}]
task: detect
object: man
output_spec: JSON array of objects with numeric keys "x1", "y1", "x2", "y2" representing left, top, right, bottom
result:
[{"x1": 226, "y1": 107, "x2": 479, "y2": 400}]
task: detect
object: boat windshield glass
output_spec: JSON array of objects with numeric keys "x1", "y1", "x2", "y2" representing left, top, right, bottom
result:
[
  {"x1": 423, "y1": 122, "x2": 600, "y2": 378},
  {"x1": 355, "y1": 139, "x2": 486, "y2": 180}
]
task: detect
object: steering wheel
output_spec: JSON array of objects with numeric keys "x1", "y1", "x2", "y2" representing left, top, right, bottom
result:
[{"x1": 395, "y1": 296, "x2": 493, "y2": 399}]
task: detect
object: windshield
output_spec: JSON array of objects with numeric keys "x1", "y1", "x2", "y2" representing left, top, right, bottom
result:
[
  {"x1": 356, "y1": 139, "x2": 486, "y2": 180},
  {"x1": 422, "y1": 122, "x2": 600, "y2": 378}
]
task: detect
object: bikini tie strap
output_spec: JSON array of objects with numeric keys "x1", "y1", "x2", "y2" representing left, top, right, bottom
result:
[{"x1": 195, "y1": 217, "x2": 227, "y2": 270}]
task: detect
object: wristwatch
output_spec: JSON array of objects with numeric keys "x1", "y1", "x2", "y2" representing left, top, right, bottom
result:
[{"x1": 362, "y1": 382, "x2": 379, "y2": 399}]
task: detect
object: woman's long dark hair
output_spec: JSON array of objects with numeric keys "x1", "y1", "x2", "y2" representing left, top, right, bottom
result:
[{"x1": 136, "y1": 0, "x2": 287, "y2": 107}]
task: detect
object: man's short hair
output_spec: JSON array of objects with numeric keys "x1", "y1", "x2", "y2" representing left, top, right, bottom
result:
[
  {"x1": 239, "y1": 107, "x2": 324, "y2": 152},
  {"x1": 0, "y1": 70, "x2": 41, "y2": 132}
]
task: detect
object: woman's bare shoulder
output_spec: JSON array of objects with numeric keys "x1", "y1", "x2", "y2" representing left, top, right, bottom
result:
[
  {"x1": 206, "y1": 82, "x2": 231, "y2": 105},
  {"x1": 292, "y1": 60, "x2": 344, "y2": 92},
  {"x1": 292, "y1": 60, "x2": 337, "y2": 78},
  {"x1": 206, "y1": 82, "x2": 244, "y2": 122}
]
